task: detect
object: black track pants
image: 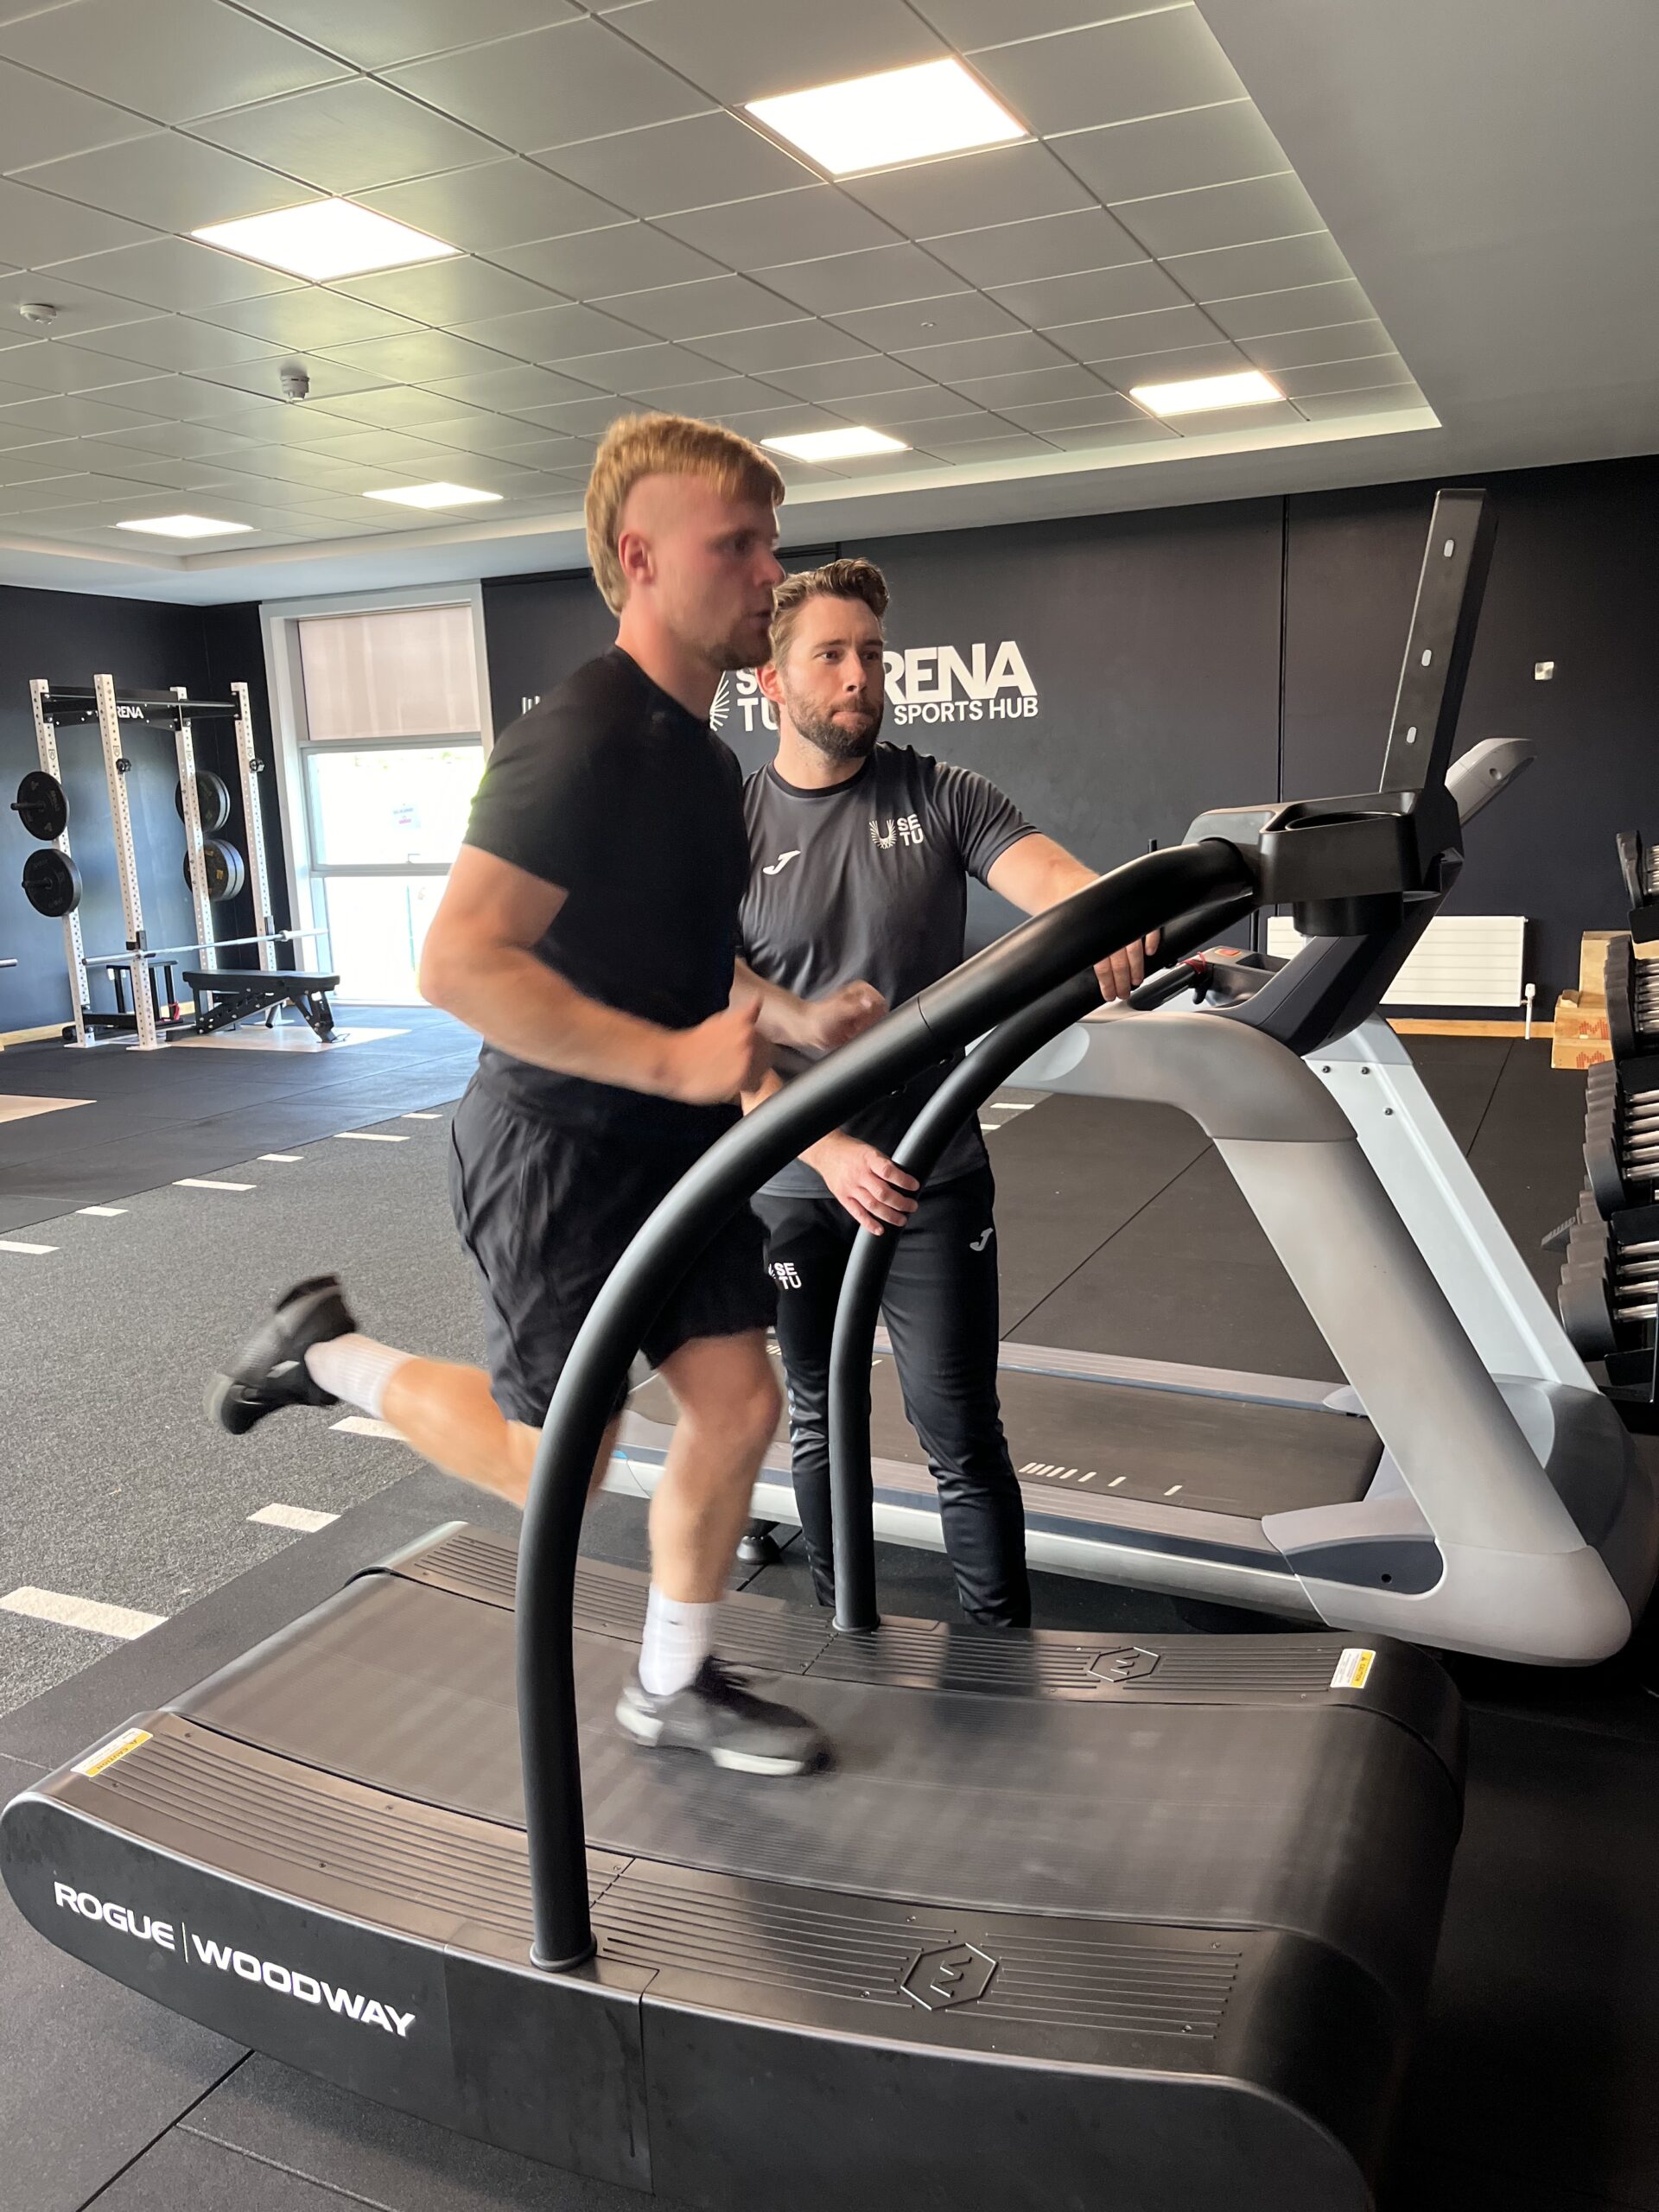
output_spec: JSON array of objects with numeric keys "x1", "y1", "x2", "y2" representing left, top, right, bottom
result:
[{"x1": 753, "y1": 1166, "x2": 1032, "y2": 1629}]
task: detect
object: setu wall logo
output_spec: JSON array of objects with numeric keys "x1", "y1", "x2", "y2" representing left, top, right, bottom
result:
[{"x1": 707, "y1": 645, "x2": 1039, "y2": 735}]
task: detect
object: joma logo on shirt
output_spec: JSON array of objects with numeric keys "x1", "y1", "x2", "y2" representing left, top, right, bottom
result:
[{"x1": 871, "y1": 815, "x2": 925, "y2": 850}]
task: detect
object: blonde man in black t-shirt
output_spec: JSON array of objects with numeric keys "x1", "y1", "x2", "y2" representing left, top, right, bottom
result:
[
  {"x1": 740, "y1": 558, "x2": 1153, "y2": 1627},
  {"x1": 209, "y1": 417, "x2": 882, "y2": 1777}
]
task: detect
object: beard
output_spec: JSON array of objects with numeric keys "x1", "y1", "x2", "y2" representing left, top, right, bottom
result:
[{"x1": 789, "y1": 693, "x2": 884, "y2": 762}]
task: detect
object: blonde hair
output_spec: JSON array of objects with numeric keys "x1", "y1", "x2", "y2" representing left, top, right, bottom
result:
[
  {"x1": 769, "y1": 556, "x2": 891, "y2": 663},
  {"x1": 584, "y1": 413, "x2": 785, "y2": 614}
]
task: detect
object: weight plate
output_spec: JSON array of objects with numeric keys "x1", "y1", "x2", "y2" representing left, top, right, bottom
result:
[
  {"x1": 175, "y1": 769, "x2": 231, "y2": 834},
  {"x1": 183, "y1": 837, "x2": 246, "y2": 904},
  {"x1": 22, "y1": 847, "x2": 81, "y2": 917},
  {"x1": 12, "y1": 769, "x2": 68, "y2": 841}
]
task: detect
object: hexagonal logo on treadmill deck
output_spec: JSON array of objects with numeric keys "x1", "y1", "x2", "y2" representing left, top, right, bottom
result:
[{"x1": 901, "y1": 1942, "x2": 997, "y2": 2010}]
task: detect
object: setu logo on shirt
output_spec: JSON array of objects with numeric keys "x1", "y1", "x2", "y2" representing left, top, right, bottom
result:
[
  {"x1": 871, "y1": 814, "x2": 925, "y2": 851},
  {"x1": 761, "y1": 849, "x2": 802, "y2": 877}
]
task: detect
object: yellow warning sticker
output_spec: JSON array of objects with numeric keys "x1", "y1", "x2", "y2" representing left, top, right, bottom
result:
[
  {"x1": 74, "y1": 1727, "x2": 151, "y2": 1779},
  {"x1": 1331, "y1": 1649, "x2": 1376, "y2": 1691}
]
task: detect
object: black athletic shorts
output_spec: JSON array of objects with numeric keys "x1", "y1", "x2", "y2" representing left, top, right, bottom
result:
[{"x1": 448, "y1": 1080, "x2": 774, "y2": 1427}]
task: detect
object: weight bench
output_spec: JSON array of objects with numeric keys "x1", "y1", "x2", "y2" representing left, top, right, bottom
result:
[{"x1": 182, "y1": 968, "x2": 340, "y2": 1041}]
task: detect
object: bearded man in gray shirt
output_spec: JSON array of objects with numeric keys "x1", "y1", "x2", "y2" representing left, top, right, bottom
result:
[{"x1": 739, "y1": 558, "x2": 1152, "y2": 1627}]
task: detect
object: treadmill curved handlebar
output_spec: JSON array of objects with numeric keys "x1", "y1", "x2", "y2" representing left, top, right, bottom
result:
[{"x1": 515, "y1": 836, "x2": 1257, "y2": 1971}]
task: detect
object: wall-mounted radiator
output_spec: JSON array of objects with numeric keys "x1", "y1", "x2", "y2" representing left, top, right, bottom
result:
[{"x1": 1264, "y1": 913, "x2": 1529, "y2": 1008}]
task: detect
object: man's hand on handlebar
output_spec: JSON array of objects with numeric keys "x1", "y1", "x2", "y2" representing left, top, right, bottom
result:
[{"x1": 1095, "y1": 931, "x2": 1161, "y2": 1005}]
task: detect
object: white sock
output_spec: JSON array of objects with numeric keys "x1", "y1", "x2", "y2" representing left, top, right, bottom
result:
[
  {"x1": 304, "y1": 1333, "x2": 409, "y2": 1421},
  {"x1": 639, "y1": 1588, "x2": 717, "y2": 1698}
]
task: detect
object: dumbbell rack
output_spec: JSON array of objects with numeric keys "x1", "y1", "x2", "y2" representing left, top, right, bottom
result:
[{"x1": 26, "y1": 675, "x2": 262, "y2": 1050}]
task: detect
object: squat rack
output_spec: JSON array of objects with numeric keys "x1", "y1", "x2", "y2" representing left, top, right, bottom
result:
[{"x1": 29, "y1": 675, "x2": 276, "y2": 1050}]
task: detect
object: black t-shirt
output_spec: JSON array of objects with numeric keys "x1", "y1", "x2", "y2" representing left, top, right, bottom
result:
[
  {"x1": 739, "y1": 742, "x2": 1033, "y2": 1196},
  {"x1": 462, "y1": 645, "x2": 749, "y2": 1142}
]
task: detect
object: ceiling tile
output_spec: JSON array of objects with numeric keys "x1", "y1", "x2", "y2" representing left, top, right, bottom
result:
[
  {"x1": 1093, "y1": 340, "x2": 1249, "y2": 391},
  {"x1": 86, "y1": 416, "x2": 261, "y2": 456},
  {"x1": 606, "y1": 372, "x2": 780, "y2": 415},
  {"x1": 986, "y1": 259, "x2": 1185, "y2": 328},
  {"x1": 976, "y1": 10, "x2": 1243, "y2": 137},
  {"x1": 556, "y1": 340, "x2": 717, "y2": 390},
  {"x1": 688, "y1": 318, "x2": 871, "y2": 373},
  {"x1": 1, "y1": 0, "x2": 349, "y2": 125},
  {"x1": 658, "y1": 186, "x2": 898, "y2": 265},
  {"x1": 846, "y1": 143, "x2": 1092, "y2": 237},
  {"x1": 1204, "y1": 277, "x2": 1375, "y2": 341},
  {"x1": 334, "y1": 257, "x2": 561, "y2": 324},
  {"x1": 1048, "y1": 302, "x2": 1221, "y2": 363},
  {"x1": 300, "y1": 385, "x2": 500, "y2": 432},
  {"x1": 998, "y1": 391, "x2": 1145, "y2": 430},
  {"x1": 0, "y1": 440, "x2": 88, "y2": 481},
  {"x1": 760, "y1": 355, "x2": 933, "y2": 401},
  {"x1": 925, "y1": 432, "x2": 1058, "y2": 464},
  {"x1": 19, "y1": 131, "x2": 299, "y2": 231},
  {"x1": 540, "y1": 111, "x2": 813, "y2": 219},
  {"x1": 192, "y1": 78, "x2": 501, "y2": 195},
  {"x1": 357, "y1": 159, "x2": 621, "y2": 254},
  {"x1": 494, "y1": 221, "x2": 721, "y2": 298},
  {"x1": 591, "y1": 273, "x2": 798, "y2": 340},
  {"x1": 0, "y1": 389, "x2": 173, "y2": 441},
  {"x1": 818, "y1": 448, "x2": 947, "y2": 478},
  {"x1": 235, "y1": 0, "x2": 579, "y2": 70},
  {"x1": 751, "y1": 243, "x2": 959, "y2": 316},
  {"x1": 303, "y1": 426, "x2": 466, "y2": 467},
  {"x1": 0, "y1": 339, "x2": 162, "y2": 396},
  {"x1": 608, "y1": 0, "x2": 944, "y2": 106},
  {"x1": 842, "y1": 390, "x2": 993, "y2": 428},
  {"x1": 388, "y1": 18, "x2": 710, "y2": 155},
  {"x1": 944, "y1": 362, "x2": 1111, "y2": 409},
  {"x1": 880, "y1": 407, "x2": 999, "y2": 441},
  {"x1": 49, "y1": 235, "x2": 301, "y2": 314},
  {"x1": 0, "y1": 55, "x2": 156, "y2": 172},
  {"x1": 0, "y1": 176, "x2": 154, "y2": 266},
  {"x1": 411, "y1": 410, "x2": 583, "y2": 452},
  {"x1": 893, "y1": 328, "x2": 1068, "y2": 379},
  {"x1": 452, "y1": 300, "x2": 647, "y2": 362},
  {"x1": 466, "y1": 430, "x2": 588, "y2": 468},
  {"x1": 1161, "y1": 231, "x2": 1351, "y2": 303},
  {"x1": 1239, "y1": 317, "x2": 1392, "y2": 372},
  {"x1": 1054, "y1": 100, "x2": 1288, "y2": 206},
  {"x1": 512, "y1": 391, "x2": 636, "y2": 433},
  {"x1": 163, "y1": 375, "x2": 350, "y2": 426},
  {"x1": 1036, "y1": 416, "x2": 1177, "y2": 453},
  {"x1": 73, "y1": 315, "x2": 286, "y2": 375},
  {"x1": 1113, "y1": 172, "x2": 1324, "y2": 259},
  {"x1": 925, "y1": 205, "x2": 1144, "y2": 289},
  {"x1": 1295, "y1": 384, "x2": 1426, "y2": 422},
  {"x1": 831, "y1": 290, "x2": 1025, "y2": 352},
  {"x1": 418, "y1": 361, "x2": 607, "y2": 408},
  {"x1": 0, "y1": 270, "x2": 153, "y2": 340},
  {"x1": 60, "y1": 448, "x2": 234, "y2": 488},
  {"x1": 316, "y1": 331, "x2": 534, "y2": 385},
  {"x1": 0, "y1": 474, "x2": 98, "y2": 509},
  {"x1": 188, "y1": 354, "x2": 399, "y2": 406},
  {"x1": 1274, "y1": 352, "x2": 1412, "y2": 398},
  {"x1": 199, "y1": 290, "x2": 419, "y2": 349},
  {"x1": 920, "y1": 0, "x2": 1161, "y2": 44}
]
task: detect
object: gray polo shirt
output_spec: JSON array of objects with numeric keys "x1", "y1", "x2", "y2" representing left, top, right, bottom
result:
[{"x1": 739, "y1": 741, "x2": 1034, "y2": 1198}]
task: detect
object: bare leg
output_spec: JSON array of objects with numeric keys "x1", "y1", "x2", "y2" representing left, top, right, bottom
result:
[
  {"x1": 647, "y1": 1331, "x2": 782, "y2": 1604},
  {"x1": 380, "y1": 1357, "x2": 618, "y2": 1511}
]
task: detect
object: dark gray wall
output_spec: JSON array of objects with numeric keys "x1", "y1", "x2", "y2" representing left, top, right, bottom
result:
[
  {"x1": 0, "y1": 588, "x2": 274, "y2": 1037},
  {"x1": 482, "y1": 455, "x2": 1655, "y2": 997}
]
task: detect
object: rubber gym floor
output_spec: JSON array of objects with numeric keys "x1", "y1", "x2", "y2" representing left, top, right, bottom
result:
[{"x1": 1, "y1": 1020, "x2": 1654, "y2": 2212}]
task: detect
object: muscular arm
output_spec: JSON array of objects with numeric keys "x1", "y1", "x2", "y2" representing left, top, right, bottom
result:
[
  {"x1": 987, "y1": 832, "x2": 1157, "y2": 1001},
  {"x1": 419, "y1": 844, "x2": 753, "y2": 1102}
]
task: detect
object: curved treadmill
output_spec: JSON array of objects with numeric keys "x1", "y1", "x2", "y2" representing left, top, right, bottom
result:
[{"x1": 3, "y1": 772, "x2": 1478, "y2": 2212}]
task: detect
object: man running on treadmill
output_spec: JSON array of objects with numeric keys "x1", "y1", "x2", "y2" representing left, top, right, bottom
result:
[
  {"x1": 740, "y1": 558, "x2": 1153, "y2": 1627},
  {"x1": 209, "y1": 416, "x2": 885, "y2": 1777}
]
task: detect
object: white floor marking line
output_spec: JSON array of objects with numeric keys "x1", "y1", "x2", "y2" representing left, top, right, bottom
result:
[
  {"x1": 175, "y1": 1178, "x2": 255, "y2": 1192},
  {"x1": 1108, "y1": 1475, "x2": 1127, "y2": 1488},
  {"x1": 335, "y1": 1131, "x2": 409, "y2": 1143},
  {"x1": 0, "y1": 1239, "x2": 56, "y2": 1255},
  {"x1": 1164, "y1": 1484, "x2": 1184, "y2": 1497},
  {"x1": 2, "y1": 1586, "x2": 164, "y2": 1639},
  {"x1": 259, "y1": 1153, "x2": 304, "y2": 1163},
  {"x1": 401, "y1": 1111, "x2": 442, "y2": 1120},
  {"x1": 249, "y1": 1503, "x2": 340, "y2": 1534},
  {"x1": 332, "y1": 1414, "x2": 399, "y2": 1440},
  {"x1": 989, "y1": 1101, "x2": 1036, "y2": 1110},
  {"x1": 77, "y1": 1205, "x2": 127, "y2": 1217}
]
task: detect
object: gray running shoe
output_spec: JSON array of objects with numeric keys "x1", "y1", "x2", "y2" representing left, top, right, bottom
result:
[
  {"x1": 616, "y1": 1657, "x2": 830, "y2": 1776},
  {"x1": 207, "y1": 1274, "x2": 357, "y2": 1435}
]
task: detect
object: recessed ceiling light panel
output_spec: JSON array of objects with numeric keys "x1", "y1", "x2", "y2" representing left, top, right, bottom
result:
[
  {"x1": 193, "y1": 199, "x2": 457, "y2": 282},
  {"x1": 762, "y1": 426, "x2": 910, "y2": 461},
  {"x1": 748, "y1": 59, "x2": 1026, "y2": 177},
  {"x1": 364, "y1": 482, "x2": 505, "y2": 510},
  {"x1": 1129, "y1": 369, "x2": 1285, "y2": 417},
  {"x1": 113, "y1": 514, "x2": 253, "y2": 537}
]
